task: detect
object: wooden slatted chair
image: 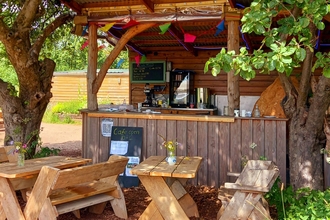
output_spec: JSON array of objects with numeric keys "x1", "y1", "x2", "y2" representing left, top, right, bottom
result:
[
  {"x1": 217, "y1": 160, "x2": 279, "y2": 220},
  {"x1": 24, "y1": 155, "x2": 129, "y2": 220}
]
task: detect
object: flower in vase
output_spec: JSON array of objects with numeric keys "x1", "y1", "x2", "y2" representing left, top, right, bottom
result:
[
  {"x1": 14, "y1": 142, "x2": 28, "y2": 154},
  {"x1": 158, "y1": 134, "x2": 182, "y2": 154}
]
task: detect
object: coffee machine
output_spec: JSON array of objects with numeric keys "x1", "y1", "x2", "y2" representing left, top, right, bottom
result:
[{"x1": 142, "y1": 83, "x2": 154, "y2": 107}]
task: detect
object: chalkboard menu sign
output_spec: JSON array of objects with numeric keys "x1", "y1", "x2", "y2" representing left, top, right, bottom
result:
[
  {"x1": 130, "y1": 61, "x2": 166, "y2": 83},
  {"x1": 110, "y1": 126, "x2": 143, "y2": 187}
]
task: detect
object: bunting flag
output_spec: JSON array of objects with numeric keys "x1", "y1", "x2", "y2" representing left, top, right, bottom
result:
[
  {"x1": 99, "y1": 23, "x2": 115, "y2": 32},
  {"x1": 215, "y1": 19, "x2": 225, "y2": 36},
  {"x1": 98, "y1": 45, "x2": 106, "y2": 50},
  {"x1": 184, "y1": 33, "x2": 196, "y2": 43},
  {"x1": 122, "y1": 19, "x2": 139, "y2": 29},
  {"x1": 82, "y1": 25, "x2": 88, "y2": 36},
  {"x1": 135, "y1": 55, "x2": 141, "y2": 67},
  {"x1": 140, "y1": 55, "x2": 147, "y2": 63},
  {"x1": 159, "y1": 23, "x2": 171, "y2": 34},
  {"x1": 80, "y1": 40, "x2": 89, "y2": 50},
  {"x1": 116, "y1": 58, "x2": 125, "y2": 68}
]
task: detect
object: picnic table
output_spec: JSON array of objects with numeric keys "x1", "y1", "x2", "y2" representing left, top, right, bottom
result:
[
  {"x1": 0, "y1": 156, "x2": 91, "y2": 220},
  {"x1": 130, "y1": 155, "x2": 202, "y2": 220}
]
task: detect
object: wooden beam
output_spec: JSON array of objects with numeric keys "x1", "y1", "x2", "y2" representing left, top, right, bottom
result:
[
  {"x1": 141, "y1": 0, "x2": 154, "y2": 12},
  {"x1": 92, "y1": 23, "x2": 156, "y2": 94},
  {"x1": 324, "y1": 14, "x2": 330, "y2": 23},
  {"x1": 168, "y1": 25, "x2": 198, "y2": 57},
  {"x1": 227, "y1": 20, "x2": 240, "y2": 116},
  {"x1": 228, "y1": 0, "x2": 236, "y2": 9},
  {"x1": 60, "y1": 0, "x2": 82, "y2": 13},
  {"x1": 108, "y1": 29, "x2": 146, "y2": 55},
  {"x1": 87, "y1": 24, "x2": 98, "y2": 110}
]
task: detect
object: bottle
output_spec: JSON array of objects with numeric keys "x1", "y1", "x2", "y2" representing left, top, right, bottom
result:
[{"x1": 253, "y1": 104, "x2": 260, "y2": 117}]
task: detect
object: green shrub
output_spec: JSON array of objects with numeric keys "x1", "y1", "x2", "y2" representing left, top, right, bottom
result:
[
  {"x1": 51, "y1": 100, "x2": 86, "y2": 114},
  {"x1": 265, "y1": 180, "x2": 330, "y2": 220},
  {"x1": 34, "y1": 146, "x2": 61, "y2": 158}
]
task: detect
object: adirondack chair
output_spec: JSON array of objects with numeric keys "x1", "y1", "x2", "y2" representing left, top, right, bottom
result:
[{"x1": 217, "y1": 160, "x2": 279, "y2": 220}]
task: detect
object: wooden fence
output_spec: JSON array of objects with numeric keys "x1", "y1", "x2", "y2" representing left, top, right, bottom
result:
[{"x1": 81, "y1": 112, "x2": 288, "y2": 187}]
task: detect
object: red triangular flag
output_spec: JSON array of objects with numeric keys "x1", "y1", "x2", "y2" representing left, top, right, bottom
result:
[
  {"x1": 80, "y1": 40, "x2": 89, "y2": 50},
  {"x1": 122, "y1": 19, "x2": 139, "y2": 29},
  {"x1": 135, "y1": 55, "x2": 141, "y2": 67},
  {"x1": 184, "y1": 33, "x2": 196, "y2": 43}
]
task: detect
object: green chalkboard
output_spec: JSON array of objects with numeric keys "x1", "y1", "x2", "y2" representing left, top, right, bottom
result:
[
  {"x1": 130, "y1": 61, "x2": 166, "y2": 83},
  {"x1": 110, "y1": 126, "x2": 143, "y2": 188}
]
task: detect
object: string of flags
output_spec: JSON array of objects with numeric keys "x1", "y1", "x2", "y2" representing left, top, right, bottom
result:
[{"x1": 79, "y1": 18, "x2": 226, "y2": 63}]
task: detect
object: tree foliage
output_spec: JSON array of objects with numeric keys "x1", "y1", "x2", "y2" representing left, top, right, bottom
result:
[
  {"x1": 205, "y1": 0, "x2": 330, "y2": 190},
  {"x1": 205, "y1": 0, "x2": 329, "y2": 80}
]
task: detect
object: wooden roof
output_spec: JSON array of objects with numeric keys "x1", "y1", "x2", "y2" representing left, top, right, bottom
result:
[{"x1": 61, "y1": 0, "x2": 330, "y2": 55}]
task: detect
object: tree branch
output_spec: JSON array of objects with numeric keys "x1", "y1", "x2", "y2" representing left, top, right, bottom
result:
[
  {"x1": 14, "y1": 0, "x2": 41, "y2": 30},
  {"x1": 29, "y1": 13, "x2": 74, "y2": 61},
  {"x1": 296, "y1": 22, "x2": 317, "y2": 109}
]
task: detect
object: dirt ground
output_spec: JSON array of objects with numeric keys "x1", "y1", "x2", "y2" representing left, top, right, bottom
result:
[{"x1": 2, "y1": 123, "x2": 277, "y2": 219}]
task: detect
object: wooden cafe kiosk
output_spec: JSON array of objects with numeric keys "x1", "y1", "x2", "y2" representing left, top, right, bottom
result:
[{"x1": 62, "y1": 0, "x2": 287, "y2": 187}]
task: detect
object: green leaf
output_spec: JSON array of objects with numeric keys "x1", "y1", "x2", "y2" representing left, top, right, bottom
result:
[
  {"x1": 223, "y1": 63, "x2": 232, "y2": 72},
  {"x1": 316, "y1": 22, "x2": 325, "y2": 30},
  {"x1": 211, "y1": 65, "x2": 221, "y2": 76},
  {"x1": 282, "y1": 47, "x2": 295, "y2": 56},
  {"x1": 297, "y1": 48, "x2": 307, "y2": 61},
  {"x1": 323, "y1": 68, "x2": 330, "y2": 78},
  {"x1": 270, "y1": 43, "x2": 279, "y2": 51},
  {"x1": 204, "y1": 61, "x2": 210, "y2": 73},
  {"x1": 299, "y1": 17, "x2": 310, "y2": 28},
  {"x1": 281, "y1": 56, "x2": 292, "y2": 64}
]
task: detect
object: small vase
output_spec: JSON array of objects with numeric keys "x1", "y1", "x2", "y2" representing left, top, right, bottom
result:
[
  {"x1": 166, "y1": 151, "x2": 176, "y2": 165},
  {"x1": 17, "y1": 153, "x2": 25, "y2": 167}
]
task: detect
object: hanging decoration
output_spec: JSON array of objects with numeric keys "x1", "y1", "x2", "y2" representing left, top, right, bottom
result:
[
  {"x1": 159, "y1": 23, "x2": 171, "y2": 34},
  {"x1": 80, "y1": 40, "x2": 89, "y2": 50},
  {"x1": 82, "y1": 25, "x2": 88, "y2": 36},
  {"x1": 116, "y1": 58, "x2": 125, "y2": 68},
  {"x1": 184, "y1": 33, "x2": 196, "y2": 43},
  {"x1": 135, "y1": 55, "x2": 141, "y2": 67},
  {"x1": 215, "y1": 19, "x2": 225, "y2": 36},
  {"x1": 99, "y1": 23, "x2": 115, "y2": 32},
  {"x1": 122, "y1": 19, "x2": 139, "y2": 29},
  {"x1": 98, "y1": 45, "x2": 106, "y2": 50},
  {"x1": 140, "y1": 55, "x2": 147, "y2": 63}
]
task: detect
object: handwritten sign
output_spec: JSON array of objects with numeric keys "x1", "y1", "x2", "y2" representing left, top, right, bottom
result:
[
  {"x1": 110, "y1": 126, "x2": 143, "y2": 187},
  {"x1": 130, "y1": 61, "x2": 166, "y2": 83}
]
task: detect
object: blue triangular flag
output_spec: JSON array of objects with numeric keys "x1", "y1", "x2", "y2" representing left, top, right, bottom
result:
[
  {"x1": 82, "y1": 25, "x2": 89, "y2": 36},
  {"x1": 116, "y1": 58, "x2": 125, "y2": 68},
  {"x1": 215, "y1": 20, "x2": 225, "y2": 36}
]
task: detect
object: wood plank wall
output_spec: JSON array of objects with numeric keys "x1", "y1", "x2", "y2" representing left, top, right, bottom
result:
[
  {"x1": 81, "y1": 112, "x2": 287, "y2": 187},
  {"x1": 51, "y1": 71, "x2": 129, "y2": 104},
  {"x1": 129, "y1": 50, "x2": 279, "y2": 107}
]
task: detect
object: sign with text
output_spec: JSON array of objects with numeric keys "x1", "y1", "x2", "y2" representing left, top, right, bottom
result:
[
  {"x1": 130, "y1": 61, "x2": 166, "y2": 83},
  {"x1": 110, "y1": 126, "x2": 143, "y2": 187}
]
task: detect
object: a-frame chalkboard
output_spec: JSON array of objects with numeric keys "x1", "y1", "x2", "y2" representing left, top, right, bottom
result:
[{"x1": 110, "y1": 126, "x2": 143, "y2": 187}]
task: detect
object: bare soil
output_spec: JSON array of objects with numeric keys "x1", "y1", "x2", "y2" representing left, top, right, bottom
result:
[{"x1": 4, "y1": 123, "x2": 277, "y2": 219}]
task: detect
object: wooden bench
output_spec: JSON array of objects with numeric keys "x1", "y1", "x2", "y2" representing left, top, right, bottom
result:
[
  {"x1": 23, "y1": 155, "x2": 129, "y2": 220},
  {"x1": 217, "y1": 160, "x2": 279, "y2": 220}
]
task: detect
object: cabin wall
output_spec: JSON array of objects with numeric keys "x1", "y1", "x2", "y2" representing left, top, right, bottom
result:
[
  {"x1": 51, "y1": 71, "x2": 129, "y2": 104},
  {"x1": 129, "y1": 50, "x2": 278, "y2": 107}
]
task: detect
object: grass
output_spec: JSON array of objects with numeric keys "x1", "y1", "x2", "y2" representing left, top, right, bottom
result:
[{"x1": 42, "y1": 100, "x2": 86, "y2": 124}]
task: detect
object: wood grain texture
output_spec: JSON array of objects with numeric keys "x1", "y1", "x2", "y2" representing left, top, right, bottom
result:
[{"x1": 82, "y1": 112, "x2": 288, "y2": 187}]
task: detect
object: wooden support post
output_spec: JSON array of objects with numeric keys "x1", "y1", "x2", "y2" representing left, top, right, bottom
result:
[
  {"x1": 92, "y1": 23, "x2": 155, "y2": 94},
  {"x1": 227, "y1": 20, "x2": 240, "y2": 116},
  {"x1": 87, "y1": 24, "x2": 98, "y2": 110}
]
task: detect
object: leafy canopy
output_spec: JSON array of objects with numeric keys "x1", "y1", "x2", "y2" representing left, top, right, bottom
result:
[{"x1": 204, "y1": 0, "x2": 330, "y2": 80}]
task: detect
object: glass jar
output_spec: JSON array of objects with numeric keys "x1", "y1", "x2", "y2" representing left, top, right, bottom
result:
[{"x1": 17, "y1": 153, "x2": 25, "y2": 167}]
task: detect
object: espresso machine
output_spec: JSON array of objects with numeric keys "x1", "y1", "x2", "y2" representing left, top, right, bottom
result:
[{"x1": 142, "y1": 83, "x2": 155, "y2": 107}]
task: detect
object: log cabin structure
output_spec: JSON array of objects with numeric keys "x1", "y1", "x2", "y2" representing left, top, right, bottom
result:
[{"x1": 60, "y1": 0, "x2": 330, "y2": 187}]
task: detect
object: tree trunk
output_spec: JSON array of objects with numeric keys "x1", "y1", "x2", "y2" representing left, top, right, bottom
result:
[
  {"x1": 288, "y1": 75, "x2": 330, "y2": 190},
  {"x1": 0, "y1": 58, "x2": 54, "y2": 159}
]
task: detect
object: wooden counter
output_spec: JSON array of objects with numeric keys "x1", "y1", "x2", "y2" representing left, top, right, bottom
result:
[
  {"x1": 80, "y1": 109, "x2": 288, "y2": 187},
  {"x1": 141, "y1": 107, "x2": 218, "y2": 115}
]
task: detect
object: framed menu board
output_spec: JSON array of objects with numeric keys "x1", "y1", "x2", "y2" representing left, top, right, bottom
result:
[{"x1": 130, "y1": 61, "x2": 166, "y2": 83}]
